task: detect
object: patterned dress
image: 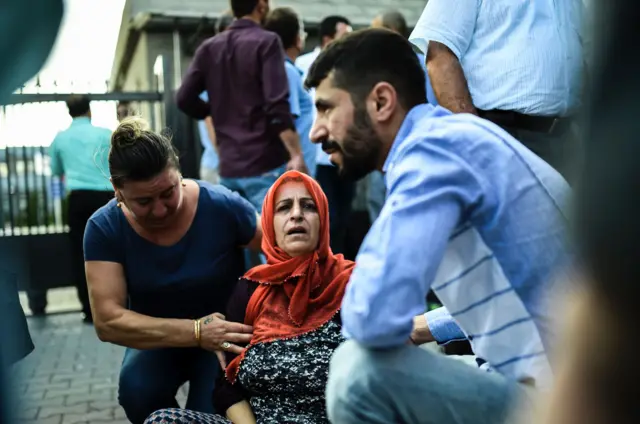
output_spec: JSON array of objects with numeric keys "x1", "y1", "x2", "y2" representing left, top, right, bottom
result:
[{"x1": 145, "y1": 319, "x2": 344, "y2": 424}]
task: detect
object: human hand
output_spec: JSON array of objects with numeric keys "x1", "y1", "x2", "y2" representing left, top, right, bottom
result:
[
  {"x1": 410, "y1": 314, "x2": 433, "y2": 345},
  {"x1": 286, "y1": 154, "x2": 308, "y2": 174},
  {"x1": 198, "y1": 313, "x2": 253, "y2": 357}
]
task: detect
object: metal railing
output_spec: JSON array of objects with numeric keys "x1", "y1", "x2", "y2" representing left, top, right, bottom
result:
[
  {"x1": 0, "y1": 145, "x2": 67, "y2": 236},
  {"x1": 0, "y1": 93, "x2": 164, "y2": 237}
]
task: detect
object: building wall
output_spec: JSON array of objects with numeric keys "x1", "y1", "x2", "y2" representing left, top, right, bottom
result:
[
  {"x1": 129, "y1": 0, "x2": 427, "y2": 26},
  {"x1": 121, "y1": 32, "x2": 151, "y2": 92}
]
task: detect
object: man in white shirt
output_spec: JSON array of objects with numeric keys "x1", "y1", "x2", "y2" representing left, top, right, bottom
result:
[{"x1": 410, "y1": 0, "x2": 586, "y2": 184}]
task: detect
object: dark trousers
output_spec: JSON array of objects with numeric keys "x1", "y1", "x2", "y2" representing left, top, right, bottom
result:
[
  {"x1": 119, "y1": 347, "x2": 219, "y2": 424},
  {"x1": 67, "y1": 190, "x2": 114, "y2": 317},
  {"x1": 315, "y1": 165, "x2": 356, "y2": 255},
  {"x1": 502, "y1": 125, "x2": 582, "y2": 186}
]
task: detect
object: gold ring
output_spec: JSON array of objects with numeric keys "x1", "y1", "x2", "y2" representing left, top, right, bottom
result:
[{"x1": 221, "y1": 342, "x2": 231, "y2": 350}]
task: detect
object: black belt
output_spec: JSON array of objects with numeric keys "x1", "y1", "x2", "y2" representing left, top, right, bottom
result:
[{"x1": 477, "y1": 109, "x2": 572, "y2": 135}]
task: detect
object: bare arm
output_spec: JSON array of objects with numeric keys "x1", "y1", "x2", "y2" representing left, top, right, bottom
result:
[
  {"x1": 426, "y1": 41, "x2": 477, "y2": 115},
  {"x1": 87, "y1": 261, "x2": 197, "y2": 349},
  {"x1": 205, "y1": 116, "x2": 219, "y2": 154},
  {"x1": 87, "y1": 261, "x2": 253, "y2": 351},
  {"x1": 226, "y1": 401, "x2": 257, "y2": 424}
]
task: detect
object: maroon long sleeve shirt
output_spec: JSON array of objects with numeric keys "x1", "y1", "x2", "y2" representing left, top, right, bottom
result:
[{"x1": 176, "y1": 18, "x2": 295, "y2": 178}]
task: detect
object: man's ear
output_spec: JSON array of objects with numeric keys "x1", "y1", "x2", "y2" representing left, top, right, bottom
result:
[{"x1": 368, "y1": 82, "x2": 397, "y2": 123}]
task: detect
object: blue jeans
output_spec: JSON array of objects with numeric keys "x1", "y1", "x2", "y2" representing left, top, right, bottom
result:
[
  {"x1": 220, "y1": 165, "x2": 286, "y2": 213},
  {"x1": 326, "y1": 340, "x2": 527, "y2": 424},
  {"x1": 118, "y1": 347, "x2": 219, "y2": 424},
  {"x1": 220, "y1": 165, "x2": 285, "y2": 268}
]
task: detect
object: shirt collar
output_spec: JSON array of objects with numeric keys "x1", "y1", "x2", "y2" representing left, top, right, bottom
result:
[
  {"x1": 71, "y1": 116, "x2": 91, "y2": 125},
  {"x1": 229, "y1": 18, "x2": 260, "y2": 30},
  {"x1": 382, "y1": 103, "x2": 434, "y2": 173}
]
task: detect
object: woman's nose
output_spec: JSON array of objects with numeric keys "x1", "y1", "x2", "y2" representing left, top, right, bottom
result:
[{"x1": 290, "y1": 202, "x2": 304, "y2": 219}]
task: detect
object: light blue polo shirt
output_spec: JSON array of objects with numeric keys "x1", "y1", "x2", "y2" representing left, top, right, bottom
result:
[{"x1": 49, "y1": 117, "x2": 112, "y2": 192}]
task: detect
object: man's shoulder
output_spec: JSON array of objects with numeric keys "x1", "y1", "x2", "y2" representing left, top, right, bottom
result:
[
  {"x1": 284, "y1": 61, "x2": 302, "y2": 80},
  {"x1": 215, "y1": 25, "x2": 278, "y2": 46},
  {"x1": 296, "y1": 50, "x2": 319, "y2": 66},
  {"x1": 389, "y1": 106, "x2": 517, "y2": 171},
  {"x1": 90, "y1": 125, "x2": 113, "y2": 138}
]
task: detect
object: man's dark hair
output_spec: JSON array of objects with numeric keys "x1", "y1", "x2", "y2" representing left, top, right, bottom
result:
[
  {"x1": 217, "y1": 10, "x2": 234, "y2": 32},
  {"x1": 264, "y1": 7, "x2": 299, "y2": 50},
  {"x1": 109, "y1": 117, "x2": 180, "y2": 187},
  {"x1": 66, "y1": 95, "x2": 90, "y2": 118},
  {"x1": 230, "y1": 0, "x2": 258, "y2": 19},
  {"x1": 305, "y1": 28, "x2": 426, "y2": 111},
  {"x1": 319, "y1": 15, "x2": 350, "y2": 39},
  {"x1": 380, "y1": 10, "x2": 409, "y2": 39}
]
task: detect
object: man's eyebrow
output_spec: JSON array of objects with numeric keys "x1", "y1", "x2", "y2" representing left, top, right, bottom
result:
[{"x1": 315, "y1": 99, "x2": 333, "y2": 109}]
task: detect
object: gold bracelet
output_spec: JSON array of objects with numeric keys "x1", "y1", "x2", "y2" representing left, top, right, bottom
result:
[{"x1": 194, "y1": 319, "x2": 201, "y2": 345}]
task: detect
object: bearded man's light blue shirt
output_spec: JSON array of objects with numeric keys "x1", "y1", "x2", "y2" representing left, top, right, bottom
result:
[{"x1": 341, "y1": 104, "x2": 571, "y2": 387}]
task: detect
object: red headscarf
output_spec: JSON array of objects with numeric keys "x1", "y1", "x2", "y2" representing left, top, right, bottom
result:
[{"x1": 225, "y1": 170, "x2": 354, "y2": 383}]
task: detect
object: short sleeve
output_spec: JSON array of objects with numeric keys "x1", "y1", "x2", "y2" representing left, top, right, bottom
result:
[
  {"x1": 285, "y1": 64, "x2": 302, "y2": 118},
  {"x1": 224, "y1": 189, "x2": 258, "y2": 246},
  {"x1": 83, "y1": 216, "x2": 123, "y2": 263},
  {"x1": 409, "y1": 0, "x2": 480, "y2": 60},
  {"x1": 48, "y1": 136, "x2": 62, "y2": 176}
]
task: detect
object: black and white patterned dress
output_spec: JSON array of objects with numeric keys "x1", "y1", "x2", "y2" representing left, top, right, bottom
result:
[{"x1": 145, "y1": 319, "x2": 344, "y2": 424}]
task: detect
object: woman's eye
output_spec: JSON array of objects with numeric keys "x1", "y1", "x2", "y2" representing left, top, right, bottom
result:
[
  {"x1": 304, "y1": 203, "x2": 317, "y2": 211},
  {"x1": 161, "y1": 189, "x2": 174, "y2": 198},
  {"x1": 277, "y1": 205, "x2": 290, "y2": 212},
  {"x1": 137, "y1": 200, "x2": 150, "y2": 206}
]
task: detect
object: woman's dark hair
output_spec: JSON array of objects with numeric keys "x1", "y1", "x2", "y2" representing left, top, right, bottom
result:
[{"x1": 109, "y1": 117, "x2": 180, "y2": 188}]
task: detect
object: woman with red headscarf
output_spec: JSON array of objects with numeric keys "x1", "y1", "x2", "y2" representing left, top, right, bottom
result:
[{"x1": 145, "y1": 170, "x2": 355, "y2": 424}]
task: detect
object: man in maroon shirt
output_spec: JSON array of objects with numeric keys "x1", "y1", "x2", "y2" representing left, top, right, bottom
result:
[{"x1": 176, "y1": 0, "x2": 306, "y2": 213}]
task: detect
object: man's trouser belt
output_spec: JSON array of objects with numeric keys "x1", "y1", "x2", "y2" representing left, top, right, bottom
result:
[{"x1": 477, "y1": 109, "x2": 572, "y2": 135}]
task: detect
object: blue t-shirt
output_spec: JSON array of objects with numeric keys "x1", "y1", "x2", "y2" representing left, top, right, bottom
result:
[
  {"x1": 284, "y1": 59, "x2": 316, "y2": 175},
  {"x1": 83, "y1": 181, "x2": 257, "y2": 318}
]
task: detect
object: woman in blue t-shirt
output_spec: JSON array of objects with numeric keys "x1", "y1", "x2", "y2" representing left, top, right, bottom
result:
[{"x1": 83, "y1": 118, "x2": 261, "y2": 424}]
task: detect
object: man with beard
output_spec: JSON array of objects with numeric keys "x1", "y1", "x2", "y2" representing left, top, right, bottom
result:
[{"x1": 306, "y1": 29, "x2": 571, "y2": 424}]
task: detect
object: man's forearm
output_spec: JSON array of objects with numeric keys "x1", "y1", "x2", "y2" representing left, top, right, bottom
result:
[
  {"x1": 279, "y1": 129, "x2": 303, "y2": 158},
  {"x1": 426, "y1": 41, "x2": 477, "y2": 114},
  {"x1": 205, "y1": 117, "x2": 218, "y2": 153}
]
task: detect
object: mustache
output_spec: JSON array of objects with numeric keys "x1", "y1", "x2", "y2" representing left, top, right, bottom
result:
[{"x1": 321, "y1": 139, "x2": 341, "y2": 152}]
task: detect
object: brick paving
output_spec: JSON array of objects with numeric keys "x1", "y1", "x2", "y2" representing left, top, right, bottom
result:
[{"x1": 9, "y1": 313, "x2": 187, "y2": 424}]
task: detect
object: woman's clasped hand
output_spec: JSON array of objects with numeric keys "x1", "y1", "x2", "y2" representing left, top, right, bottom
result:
[{"x1": 197, "y1": 313, "x2": 253, "y2": 367}]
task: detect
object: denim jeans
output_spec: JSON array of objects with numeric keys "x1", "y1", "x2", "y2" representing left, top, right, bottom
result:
[
  {"x1": 326, "y1": 340, "x2": 529, "y2": 424},
  {"x1": 118, "y1": 347, "x2": 219, "y2": 424},
  {"x1": 220, "y1": 165, "x2": 286, "y2": 213}
]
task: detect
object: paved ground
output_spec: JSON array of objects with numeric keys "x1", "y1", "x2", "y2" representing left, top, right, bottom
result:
[{"x1": 9, "y1": 313, "x2": 187, "y2": 424}]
